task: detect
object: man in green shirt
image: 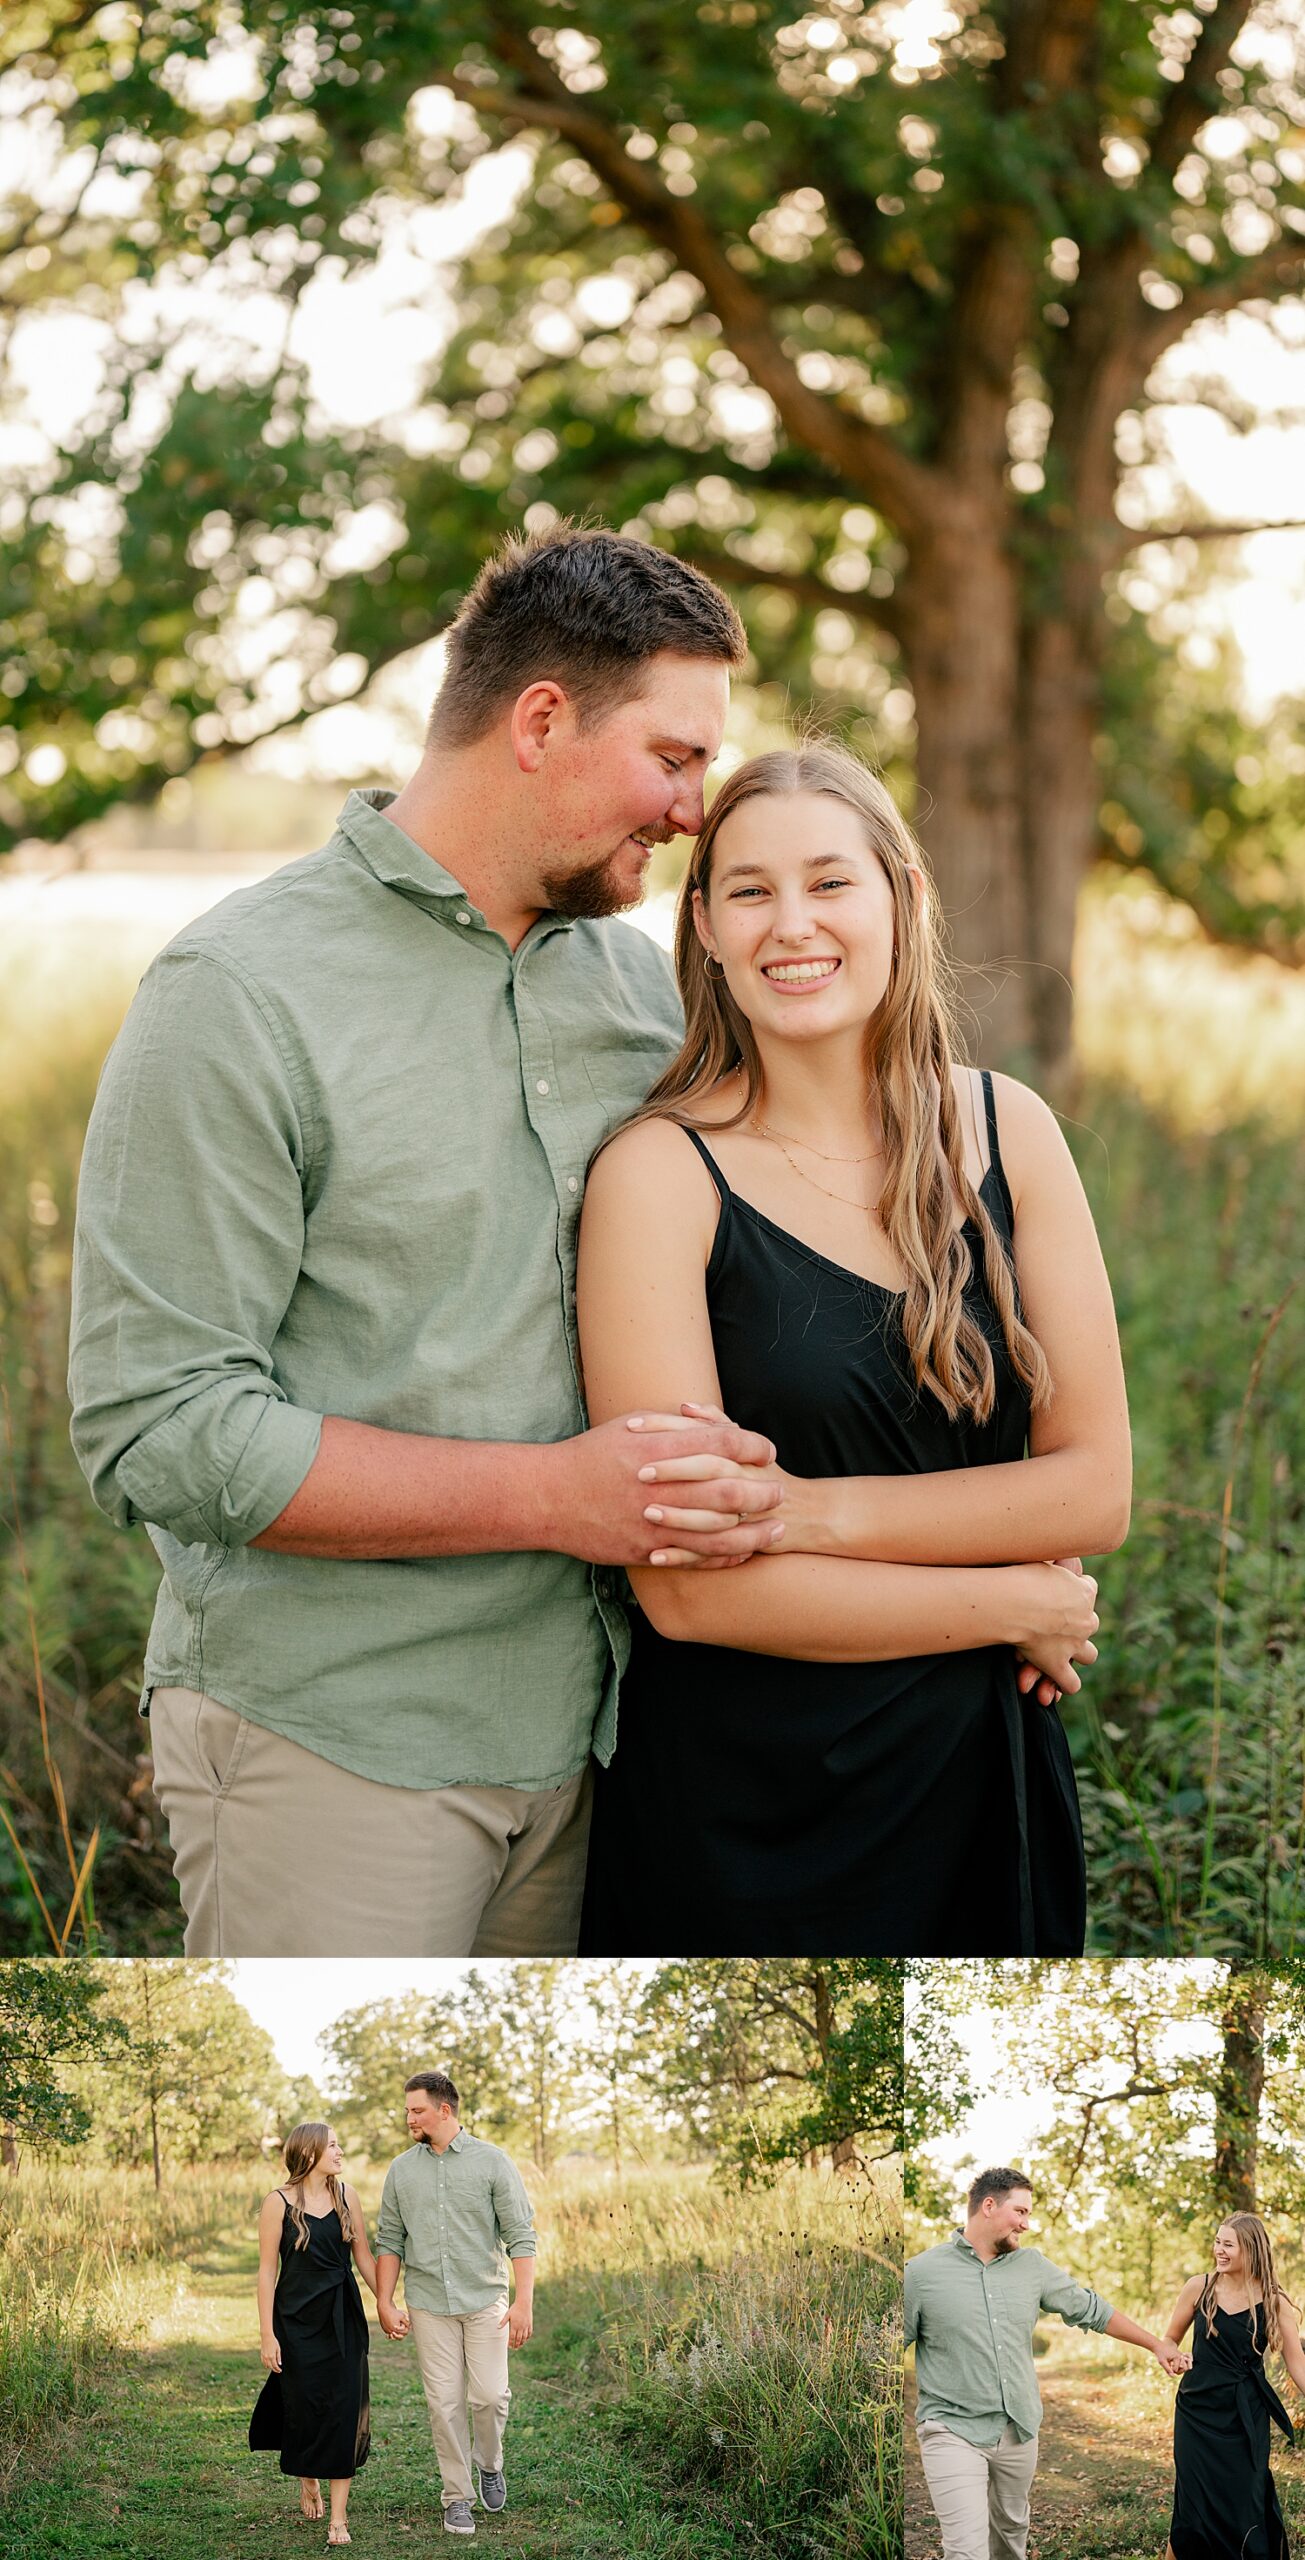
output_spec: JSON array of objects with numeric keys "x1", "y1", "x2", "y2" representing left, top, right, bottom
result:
[
  {"x1": 376, "y1": 2069, "x2": 535, "y2": 2536},
  {"x1": 905, "y1": 2165, "x2": 1189, "y2": 2558},
  {"x1": 69, "y1": 525, "x2": 785, "y2": 1955}
]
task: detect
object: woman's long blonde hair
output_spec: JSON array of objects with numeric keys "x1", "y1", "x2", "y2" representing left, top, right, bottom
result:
[
  {"x1": 1202, "y1": 2212, "x2": 1292, "y2": 2359},
  {"x1": 638, "y1": 743, "x2": 1051, "y2": 1424},
  {"x1": 281, "y1": 2121, "x2": 353, "y2": 2253}
]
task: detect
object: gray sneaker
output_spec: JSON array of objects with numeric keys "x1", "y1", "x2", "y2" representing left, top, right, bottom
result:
[
  {"x1": 475, "y1": 2467, "x2": 507, "y2": 2513},
  {"x1": 443, "y1": 2501, "x2": 475, "y2": 2536}
]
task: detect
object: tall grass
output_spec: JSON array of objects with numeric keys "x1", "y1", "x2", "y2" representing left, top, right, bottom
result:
[
  {"x1": 0, "y1": 880, "x2": 1302, "y2": 1952},
  {"x1": 0, "y1": 2154, "x2": 899, "y2": 2552}
]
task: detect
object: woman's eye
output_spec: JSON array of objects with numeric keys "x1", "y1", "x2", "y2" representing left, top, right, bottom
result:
[
  {"x1": 814, "y1": 875, "x2": 851, "y2": 890},
  {"x1": 729, "y1": 885, "x2": 766, "y2": 899}
]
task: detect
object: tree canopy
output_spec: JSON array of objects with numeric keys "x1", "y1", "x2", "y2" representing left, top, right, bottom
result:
[{"x1": 3, "y1": 3, "x2": 1305, "y2": 1061}]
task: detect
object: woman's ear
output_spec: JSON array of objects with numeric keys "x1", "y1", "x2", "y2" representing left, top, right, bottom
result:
[
  {"x1": 690, "y1": 884, "x2": 717, "y2": 961},
  {"x1": 906, "y1": 861, "x2": 927, "y2": 914}
]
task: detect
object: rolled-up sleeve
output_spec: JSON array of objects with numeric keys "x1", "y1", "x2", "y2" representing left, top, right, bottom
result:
[
  {"x1": 491, "y1": 2157, "x2": 536, "y2": 2261},
  {"x1": 69, "y1": 949, "x2": 323, "y2": 1549},
  {"x1": 375, "y1": 2167, "x2": 407, "y2": 2262},
  {"x1": 1039, "y1": 2262, "x2": 1113, "y2": 2331}
]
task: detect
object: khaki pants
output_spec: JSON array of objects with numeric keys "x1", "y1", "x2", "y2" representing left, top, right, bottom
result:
[
  {"x1": 409, "y1": 2304, "x2": 510, "y2": 2509},
  {"x1": 148, "y1": 1686, "x2": 592, "y2": 1955},
  {"x1": 917, "y1": 2421, "x2": 1039, "y2": 2560}
]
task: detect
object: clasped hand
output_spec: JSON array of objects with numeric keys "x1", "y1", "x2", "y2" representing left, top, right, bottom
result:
[
  {"x1": 1155, "y1": 2342, "x2": 1193, "y2": 2376},
  {"x1": 378, "y1": 2303, "x2": 410, "y2": 2339}
]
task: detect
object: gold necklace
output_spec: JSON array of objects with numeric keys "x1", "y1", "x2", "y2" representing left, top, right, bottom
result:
[
  {"x1": 752, "y1": 1118, "x2": 880, "y2": 1164},
  {"x1": 752, "y1": 1121, "x2": 879, "y2": 1212}
]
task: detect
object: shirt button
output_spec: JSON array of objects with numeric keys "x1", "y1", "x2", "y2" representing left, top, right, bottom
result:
[
  {"x1": 567, "y1": 1176, "x2": 579, "y2": 1194},
  {"x1": 536, "y1": 1078, "x2": 550, "y2": 1095},
  {"x1": 456, "y1": 909, "x2": 471, "y2": 926}
]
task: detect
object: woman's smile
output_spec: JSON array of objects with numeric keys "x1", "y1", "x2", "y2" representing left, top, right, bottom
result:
[{"x1": 759, "y1": 956, "x2": 842, "y2": 989}]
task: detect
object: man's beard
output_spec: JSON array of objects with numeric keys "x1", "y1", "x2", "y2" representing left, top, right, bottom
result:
[
  {"x1": 993, "y1": 2235, "x2": 1020, "y2": 2256},
  {"x1": 539, "y1": 844, "x2": 647, "y2": 920}
]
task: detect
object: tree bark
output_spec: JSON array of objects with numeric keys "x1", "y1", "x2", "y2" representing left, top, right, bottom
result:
[
  {"x1": 1, "y1": 2128, "x2": 18, "y2": 2173},
  {"x1": 1019, "y1": 608, "x2": 1104, "y2": 1085},
  {"x1": 898, "y1": 523, "x2": 1034, "y2": 1064},
  {"x1": 1212, "y1": 1973, "x2": 1265, "y2": 2217}
]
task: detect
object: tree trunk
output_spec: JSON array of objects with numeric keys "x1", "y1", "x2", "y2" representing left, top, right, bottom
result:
[
  {"x1": 899, "y1": 522, "x2": 1035, "y2": 1067},
  {"x1": 1212, "y1": 1973, "x2": 1265, "y2": 2217},
  {"x1": 2, "y1": 2128, "x2": 18, "y2": 2173},
  {"x1": 1019, "y1": 609, "x2": 1103, "y2": 1089}
]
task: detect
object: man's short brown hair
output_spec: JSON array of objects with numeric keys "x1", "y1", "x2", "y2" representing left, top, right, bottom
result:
[
  {"x1": 967, "y1": 2166, "x2": 1033, "y2": 2214},
  {"x1": 405, "y1": 2070, "x2": 459, "y2": 2112},
  {"x1": 428, "y1": 520, "x2": 748, "y2": 746}
]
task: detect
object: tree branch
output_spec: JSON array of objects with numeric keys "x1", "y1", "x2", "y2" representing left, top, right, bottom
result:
[
  {"x1": 685, "y1": 541, "x2": 905, "y2": 644},
  {"x1": 436, "y1": 27, "x2": 946, "y2": 537},
  {"x1": 1148, "y1": 0, "x2": 1259, "y2": 182},
  {"x1": 1113, "y1": 515, "x2": 1305, "y2": 557}
]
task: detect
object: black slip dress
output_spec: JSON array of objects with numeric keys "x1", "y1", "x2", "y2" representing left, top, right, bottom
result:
[
  {"x1": 248, "y1": 2193, "x2": 371, "y2": 2480},
  {"x1": 1171, "y1": 2295, "x2": 1292, "y2": 2559},
  {"x1": 580, "y1": 1069, "x2": 1086, "y2": 1957}
]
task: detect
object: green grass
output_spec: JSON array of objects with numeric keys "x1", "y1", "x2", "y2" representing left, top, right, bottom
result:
[
  {"x1": 0, "y1": 2158, "x2": 901, "y2": 2560},
  {"x1": 0, "y1": 885, "x2": 1302, "y2": 1954}
]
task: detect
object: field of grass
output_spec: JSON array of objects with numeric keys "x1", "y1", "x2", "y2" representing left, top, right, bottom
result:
[
  {"x1": 0, "y1": 874, "x2": 1302, "y2": 1953},
  {"x1": 0, "y1": 2153, "x2": 901, "y2": 2560}
]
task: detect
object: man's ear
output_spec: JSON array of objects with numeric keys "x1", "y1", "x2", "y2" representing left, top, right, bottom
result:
[{"x1": 510, "y1": 679, "x2": 571, "y2": 774}]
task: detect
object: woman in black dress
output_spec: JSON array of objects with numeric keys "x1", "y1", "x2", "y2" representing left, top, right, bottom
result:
[
  {"x1": 1165, "y1": 2213, "x2": 1305, "y2": 2559},
  {"x1": 577, "y1": 742, "x2": 1130, "y2": 1954},
  {"x1": 250, "y1": 2121, "x2": 388, "y2": 2547}
]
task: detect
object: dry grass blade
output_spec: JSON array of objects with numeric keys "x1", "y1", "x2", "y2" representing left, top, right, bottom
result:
[{"x1": 0, "y1": 1370, "x2": 98, "y2": 1946}]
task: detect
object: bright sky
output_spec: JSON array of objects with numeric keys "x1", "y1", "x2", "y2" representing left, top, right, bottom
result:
[
  {"x1": 227, "y1": 1959, "x2": 657, "y2": 2086},
  {"x1": 3, "y1": 26, "x2": 1305, "y2": 789}
]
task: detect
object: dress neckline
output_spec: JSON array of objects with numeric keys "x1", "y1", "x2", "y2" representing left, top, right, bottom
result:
[{"x1": 723, "y1": 1159, "x2": 1003, "y2": 1304}]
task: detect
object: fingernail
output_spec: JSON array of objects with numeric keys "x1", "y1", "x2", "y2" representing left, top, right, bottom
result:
[
  {"x1": 770, "y1": 1524, "x2": 784, "y2": 1542},
  {"x1": 636, "y1": 1465, "x2": 657, "y2": 1481},
  {"x1": 649, "y1": 1550, "x2": 667, "y2": 1565},
  {"x1": 645, "y1": 1506, "x2": 663, "y2": 1522}
]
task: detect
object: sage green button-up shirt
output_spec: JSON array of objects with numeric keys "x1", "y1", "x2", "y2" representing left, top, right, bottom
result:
[
  {"x1": 375, "y1": 2131, "x2": 536, "y2": 2316},
  {"x1": 69, "y1": 788, "x2": 683, "y2": 1788},
  {"x1": 905, "y1": 2233, "x2": 1114, "y2": 2446}
]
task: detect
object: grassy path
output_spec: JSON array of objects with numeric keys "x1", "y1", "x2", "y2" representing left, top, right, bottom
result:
[
  {"x1": 4, "y1": 2226, "x2": 753, "y2": 2560},
  {"x1": 905, "y1": 2348, "x2": 1305, "y2": 2560}
]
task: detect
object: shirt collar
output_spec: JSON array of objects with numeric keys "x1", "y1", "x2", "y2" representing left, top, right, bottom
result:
[
  {"x1": 336, "y1": 785, "x2": 575, "y2": 940},
  {"x1": 336, "y1": 786, "x2": 477, "y2": 913}
]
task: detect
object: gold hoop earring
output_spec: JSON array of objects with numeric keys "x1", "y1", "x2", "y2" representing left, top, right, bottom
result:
[{"x1": 703, "y1": 952, "x2": 724, "y2": 978}]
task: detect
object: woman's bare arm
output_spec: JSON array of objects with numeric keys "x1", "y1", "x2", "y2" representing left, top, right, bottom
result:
[
  {"x1": 1165, "y1": 2275, "x2": 1202, "y2": 2347},
  {"x1": 1276, "y1": 2296, "x2": 1305, "y2": 2395},
  {"x1": 577, "y1": 1120, "x2": 1099, "y2": 1686},
  {"x1": 257, "y1": 2192, "x2": 285, "y2": 2367},
  {"x1": 346, "y1": 2187, "x2": 379, "y2": 2297}
]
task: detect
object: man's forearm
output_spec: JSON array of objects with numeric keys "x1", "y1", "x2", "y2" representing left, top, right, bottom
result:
[
  {"x1": 252, "y1": 1416, "x2": 559, "y2": 1559},
  {"x1": 1105, "y1": 2310, "x2": 1164, "y2": 2353},
  {"x1": 376, "y1": 2249, "x2": 402, "y2": 2306}
]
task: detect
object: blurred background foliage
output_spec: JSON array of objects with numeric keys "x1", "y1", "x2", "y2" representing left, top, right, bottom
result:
[{"x1": 0, "y1": 2, "x2": 1302, "y2": 1953}]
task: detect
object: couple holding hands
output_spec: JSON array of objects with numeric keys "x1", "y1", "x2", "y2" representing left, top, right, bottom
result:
[
  {"x1": 907, "y1": 2166, "x2": 1304, "y2": 2560},
  {"x1": 250, "y1": 2071, "x2": 533, "y2": 2543},
  {"x1": 70, "y1": 518, "x2": 1122, "y2": 1958}
]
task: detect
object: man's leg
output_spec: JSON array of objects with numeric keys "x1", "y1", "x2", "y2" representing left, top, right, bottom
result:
[
  {"x1": 471, "y1": 1766, "x2": 592, "y2": 1957},
  {"x1": 408, "y1": 2310, "x2": 474, "y2": 2511},
  {"x1": 915, "y1": 2423, "x2": 993, "y2": 2560},
  {"x1": 149, "y1": 1689, "x2": 517, "y2": 1955},
  {"x1": 462, "y1": 2304, "x2": 512, "y2": 2486},
  {"x1": 986, "y1": 2425, "x2": 1039, "y2": 2560}
]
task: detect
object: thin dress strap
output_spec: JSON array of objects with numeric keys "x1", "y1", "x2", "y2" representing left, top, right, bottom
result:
[
  {"x1": 676, "y1": 1122, "x2": 734, "y2": 1201},
  {"x1": 979, "y1": 1068, "x2": 1015, "y2": 1233}
]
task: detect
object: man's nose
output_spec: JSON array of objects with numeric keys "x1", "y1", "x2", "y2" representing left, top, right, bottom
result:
[{"x1": 667, "y1": 779, "x2": 707, "y2": 837}]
